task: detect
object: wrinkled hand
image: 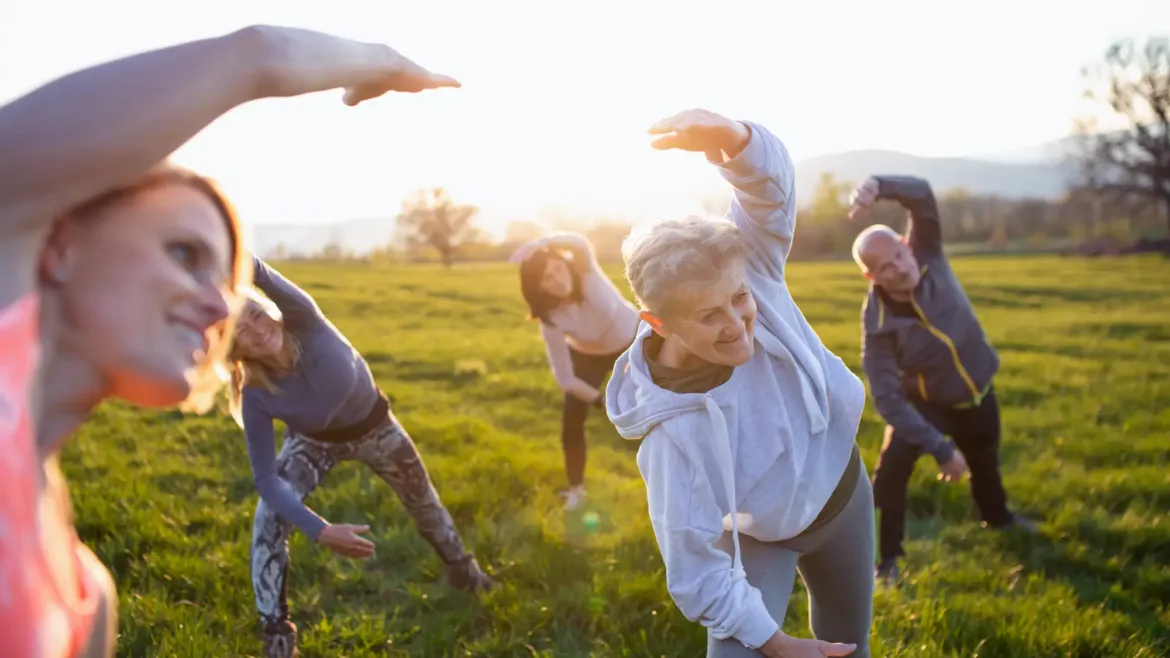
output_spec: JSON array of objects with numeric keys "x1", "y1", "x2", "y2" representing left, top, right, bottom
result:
[
  {"x1": 760, "y1": 633, "x2": 857, "y2": 658},
  {"x1": 848, "y1": 177, "x2": 880, "y2": 221},
  {"x1": 938, "y1": 452, "x2": 969, "y2": 483},
  {"x1": 647, "y1": 109, "x2": 751, "y2": 162},
  {"x1": 317, "y1": 523, "x2": 376, "y2": 559}
]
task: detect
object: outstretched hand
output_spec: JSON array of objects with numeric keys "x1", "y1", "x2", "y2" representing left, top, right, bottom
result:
[
  {"x1": 647, "y1": 109, "x2": 751, "y2": 162},
  {"x1": 342, "y1": 46, "x2": 461, "y2": 106},
  {"x1": 848, "y1": 177, "x2": 880, "y2": 221},
  {"x1": 760, "y1": 634, "x2": 857, "y2": 658},
  {"x1": 938, "y1": 452, "x2": 969, "y2": 483},
  {"x1": 317, "y1": 523, "x2": 377, "y2": 559},
  {"x1": 254, "y1": 26, "x2": 460, "y2": 106}
]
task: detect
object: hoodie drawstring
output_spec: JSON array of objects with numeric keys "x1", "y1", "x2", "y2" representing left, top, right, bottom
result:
[
  {"x1": 705, "y1": 395, "x2": 745, "y2": 578},
  {"x1": 754, "y1": 329, "x2": 828, "y2": 436}
]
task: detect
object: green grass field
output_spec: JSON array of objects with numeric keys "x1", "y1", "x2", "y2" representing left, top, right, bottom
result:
[{"x1": 63, "y1": 255, "x2": 1170, "y2": 657}]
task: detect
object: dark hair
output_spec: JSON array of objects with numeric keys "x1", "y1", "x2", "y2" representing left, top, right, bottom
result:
[{"x1": 519, "y1": 247, "x2": 583, "y2": 325}]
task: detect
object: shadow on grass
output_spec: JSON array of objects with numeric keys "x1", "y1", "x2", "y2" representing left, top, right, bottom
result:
[{"x1": 949, "y1": 522, "x2": 1170, "y2": 652}]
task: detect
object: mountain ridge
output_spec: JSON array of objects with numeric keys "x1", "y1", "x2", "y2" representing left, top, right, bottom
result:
[{"x1": 255, "y1": 136, "x2": 1084, "y2": 257}]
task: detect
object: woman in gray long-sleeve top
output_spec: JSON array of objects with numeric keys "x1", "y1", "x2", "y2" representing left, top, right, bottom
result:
[{"x1": 228, "y1": 255, "x2": 492, "y2": 658}]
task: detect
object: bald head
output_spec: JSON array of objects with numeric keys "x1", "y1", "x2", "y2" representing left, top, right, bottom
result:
[
  {"x1": 852, "y1": 224, "x2": 922, "y2": 294},
  {"x1": 852, "y1": 224, "x2": 902, "y2": 273}
]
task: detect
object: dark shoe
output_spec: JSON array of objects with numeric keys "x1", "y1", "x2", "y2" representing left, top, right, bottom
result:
[
  {"x1": 261, "y1": 619, "x2": 298, "y2": 658},
  {"x1": 875, "y1": 558, "x2": 899, "y2": 586},
  {"x1": 985, "y1": 513, "x2": 1038, "y2": 533},
  {"x1": 445, "y1": 554, "x2": 495, "y2": 592}
]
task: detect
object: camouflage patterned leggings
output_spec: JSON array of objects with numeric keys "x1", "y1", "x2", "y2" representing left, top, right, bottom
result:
[{"x1": 251, "y1": 412, "x2": 466, "y2": 628}]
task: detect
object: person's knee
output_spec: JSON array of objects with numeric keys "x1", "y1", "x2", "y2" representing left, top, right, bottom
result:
[
  {"x1": 872, "y1": 443, "x2": 916, "y2": 508},
  {"x1": 960, "y1": 442, "x2": 1001, "y2": 472},
  {"x1": 562, "y1": 397, "x2": 588, "y2": 428}
]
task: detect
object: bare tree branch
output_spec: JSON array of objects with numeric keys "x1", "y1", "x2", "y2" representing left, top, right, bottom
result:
[{"x1": 395, "y1": 187, "x2": 482, "y2": 267}]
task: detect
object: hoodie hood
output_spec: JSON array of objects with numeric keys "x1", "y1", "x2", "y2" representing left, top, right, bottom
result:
[
  {"x1": 606, "y1": 322, "x2": 715, "y2": 440},
  {"x1": 606, "y1": 321, "x2": 752, "y2": 573},
  {"x1": 607, "y1": 322, "x2": 829, "y2": 441}
]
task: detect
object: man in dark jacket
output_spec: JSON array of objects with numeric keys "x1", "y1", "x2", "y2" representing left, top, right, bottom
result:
[{"x1": 848, "y1": 175, "x2": 1034, "y2": 583}]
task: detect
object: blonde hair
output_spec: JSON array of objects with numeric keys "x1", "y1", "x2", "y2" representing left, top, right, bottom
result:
[
  {"x1": 66, "y1": 163, "x2": 251, "y2": 415},
  {"x1": 851, "y1": 224, "x2": 901, "y2": 273},
  {"x1": 225, "y1": 286, "x2": 302, "y2": 425},
  {"x1": 621, "y1": 216, "x2": 745, "y2": 317}
]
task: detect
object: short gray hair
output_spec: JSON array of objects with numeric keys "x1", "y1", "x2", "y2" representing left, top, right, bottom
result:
[
  {"x1": 851, "y1": 224, "x2": 901, "y2": 272},
  {"x1": 622, "y1": 216, "x2": 745, "y2": 317}
]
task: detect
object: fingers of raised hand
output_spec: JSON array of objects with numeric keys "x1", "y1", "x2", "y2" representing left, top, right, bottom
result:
[
  {"x1": 648, "y1": 108, "x2": 721, "y2": 135},
  {"x1": 341, "y1": 55, "x2": 461, "y2": 106},
  {"x1": 649, "y1": 133, "x2": 688, "y2": 150},
  {"x1": 821, "y1": 642, "x2": 858, "y2": 657}
]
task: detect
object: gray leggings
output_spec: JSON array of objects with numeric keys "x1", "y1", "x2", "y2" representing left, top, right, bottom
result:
[
  {"x1": 708, "y1": 462, "x2": 875, "y2": 657},
  {"x1": 251, "y1": 412, "x2": 466, "y2": 627}
]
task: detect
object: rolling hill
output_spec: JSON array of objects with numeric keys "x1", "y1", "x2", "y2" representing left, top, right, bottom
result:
[{"x1": 255, "y1": 137, "x2": 1083, "y2": 257}]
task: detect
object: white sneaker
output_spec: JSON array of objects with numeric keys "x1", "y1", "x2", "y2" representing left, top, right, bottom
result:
[{"x1": 559, "y1": 486, "x2": 587, "y2": 511}]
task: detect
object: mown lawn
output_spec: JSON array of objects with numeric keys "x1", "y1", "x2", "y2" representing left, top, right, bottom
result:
[{"x1": 63, "y1": 254, "x2": 1170, "y2": 657}]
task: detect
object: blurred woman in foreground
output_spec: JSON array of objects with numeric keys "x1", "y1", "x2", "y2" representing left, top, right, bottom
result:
[{"x1": 0, "y1": 24, "x2": 459, "y2": 657}]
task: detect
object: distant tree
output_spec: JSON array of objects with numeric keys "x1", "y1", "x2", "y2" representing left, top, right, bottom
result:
[
  {"x1": 271, "y1": 242, "x2": 289, "y2": 260},
  {"x1": 396, "y1": 187, "x2": 482, "y2": 267},
  {"x1": 988, "y1": 220, "x2": 1009, "y2": 249},
  {"x1": 804, "y1": 172, "x2": 853, "y2": 223},
  {"x1": 1074, "y1": 36, "x2": 1170, "y2": 236},
  {"x1": 317, "y1": 227, "x2": 343, "y2": 261}
]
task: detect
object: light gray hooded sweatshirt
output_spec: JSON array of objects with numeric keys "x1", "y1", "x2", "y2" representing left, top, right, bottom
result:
[{"x1": 606, "y1": 122, "x2": 867, "y2": 651}]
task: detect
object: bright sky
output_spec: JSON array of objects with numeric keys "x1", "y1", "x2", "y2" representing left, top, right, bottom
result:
[{"x1": 2, "y1": 0, "x2": 1167, "y2": 240}]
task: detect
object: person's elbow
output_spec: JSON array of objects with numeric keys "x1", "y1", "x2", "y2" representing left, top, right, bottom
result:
[
  {"x1": 76, "y1": 551, "x2": 118, "y2": 658},
  {"x1": 666, "y1": 568, "x2": 767, "y2": 642},
  {"x1": 554, "y1": 373, "x2": 579, "y2": 395},
  {"x1": 252, "y1": 473, "x2": 281, "y2": 504},
  {"x1": 872, "y1": 388, "x2": 912, "y2": 423}
]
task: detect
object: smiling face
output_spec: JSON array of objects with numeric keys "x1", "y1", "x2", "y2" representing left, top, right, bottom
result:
[
  {"x1": 43, "y1": 182, "x2": 237, "y2": 408},
  {"x1": 539, "y1": 257, "x2": 574, "y2": 299},
  {"x1": 232, "y1": 294, "x2": 286, "y2": 360},
  {"x1": 650, "y1": 256, "x2": 757, "y2": 368}
]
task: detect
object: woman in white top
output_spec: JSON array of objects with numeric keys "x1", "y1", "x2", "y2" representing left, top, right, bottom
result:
[
  {"x1": 511, "y1": 233, "x2": 640, "y2": 509},
  {"x1": 607, "y1": 109, "x2": 872, "y2": 657}
]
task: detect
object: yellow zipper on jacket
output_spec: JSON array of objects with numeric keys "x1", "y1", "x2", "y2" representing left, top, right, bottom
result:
[{"x1": 909, "y1": 265, "x2": 983, "y2": 404}]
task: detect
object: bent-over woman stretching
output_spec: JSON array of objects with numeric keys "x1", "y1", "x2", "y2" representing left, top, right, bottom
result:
[
  {"x1": 511, "y1": 233, "x2": 639, "y2": 509},
  {"x1": 230, "y1": 256, "x2": 492, "y2": 658}
]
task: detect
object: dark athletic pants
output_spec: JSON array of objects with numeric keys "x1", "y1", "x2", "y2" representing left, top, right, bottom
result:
[
  {"x1": 561, "y1": 347, "x2": 623, "y2": 488},
  {"x1": 872, "y1": 387, "x2": 1011, "y2": 563}
]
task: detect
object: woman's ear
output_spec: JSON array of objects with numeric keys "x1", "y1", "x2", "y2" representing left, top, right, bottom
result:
[{"x1": 38, "y1": 219, "x2": 77, "y2": 285}]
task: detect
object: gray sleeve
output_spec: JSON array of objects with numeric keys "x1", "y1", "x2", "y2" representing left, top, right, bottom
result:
[
  {"x1": 241, "y1": 394, "x2": 328, "y2": 539},
  {"x1": 872, "y1": 175, "x2": 943, "y2": 257},
  {"x1": 251, "y1": 255, "x2": 322, "y2": 323},
  {"x1": 862, "y1": 331, "x2": 955, "y2": 464}
]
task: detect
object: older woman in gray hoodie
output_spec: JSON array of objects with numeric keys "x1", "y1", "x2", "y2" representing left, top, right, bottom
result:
[{"x1": 606, "y1": 109, "x2": 873, "y2": 658}]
